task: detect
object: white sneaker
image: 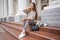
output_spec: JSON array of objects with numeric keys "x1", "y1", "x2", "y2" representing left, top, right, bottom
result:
[{"x1": 18, "y1": 33, "x2": 26, "y2": 39}]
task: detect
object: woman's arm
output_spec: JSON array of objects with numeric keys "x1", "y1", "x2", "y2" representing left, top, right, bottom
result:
[
  {"x1": 23, "y1": 9, "x2": 29, "y2": 14},
  {"x1": 23, "y1": 7, "x2": 31, "y2": 14},
  {"x1": 21, "y1": 17, "x2": 31, "y2": 21}
]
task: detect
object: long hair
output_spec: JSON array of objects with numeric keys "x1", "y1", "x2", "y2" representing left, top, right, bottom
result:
[{"x1": 31, "y1": 2, "x2": 38, "y2": 20}]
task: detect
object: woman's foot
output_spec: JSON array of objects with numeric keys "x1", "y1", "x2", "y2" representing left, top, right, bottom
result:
[{"x1": 18, "y1": 30, "x2": 26, "y2": 39}]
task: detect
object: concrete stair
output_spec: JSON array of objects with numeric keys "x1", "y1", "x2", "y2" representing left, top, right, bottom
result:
[
  {"x1": 0, "y1": 24, "x2": 39, "y2": 40},
  {"x1": 0, "y1": 32, "x2": 18, "y2": 40},
  {"x1": 0, "y1": 22, "x2": 60, "y2": 40}
]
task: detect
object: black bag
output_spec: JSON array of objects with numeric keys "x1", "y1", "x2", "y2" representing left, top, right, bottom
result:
[
  {"x1": 31, "y1": 25, "x2": 39, "y2": 31},
  {"x1": 29, "y1": 20, "x2": 39, "y2": 31}
]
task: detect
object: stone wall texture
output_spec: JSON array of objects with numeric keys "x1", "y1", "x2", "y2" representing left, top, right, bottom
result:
[{"x1": 41, "y1": 7, "x2": 60, "y2": 26}]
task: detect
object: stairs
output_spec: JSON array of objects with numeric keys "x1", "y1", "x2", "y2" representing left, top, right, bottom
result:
[
  {"x1": 0, "y1": 22, "x2": 60, "y2": 40},
  {"x1": 0, "y1": 32, "x2": 18, "y2": 40}
]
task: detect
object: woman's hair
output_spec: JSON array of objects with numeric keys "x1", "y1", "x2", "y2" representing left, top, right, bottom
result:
[{"x1": 31, "y1": 2, "x2": 38, "y2": 20}]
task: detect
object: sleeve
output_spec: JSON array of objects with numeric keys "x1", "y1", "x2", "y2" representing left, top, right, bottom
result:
[{"x1": 23, "y1": 9, "x2": 29, "y2": 14}]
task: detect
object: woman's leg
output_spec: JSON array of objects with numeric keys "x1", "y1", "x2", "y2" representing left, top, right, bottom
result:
[
  {"x1": 18, "y1": 20, "x2": 29, "y2": 39},
  {"x1": 23, "y1": 20, "x2": 29, "y2": 30}
]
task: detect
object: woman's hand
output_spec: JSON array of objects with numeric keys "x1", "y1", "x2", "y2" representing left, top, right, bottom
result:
[{"x1": 21, "y1": 18, "x2": 26, "y2": 21}]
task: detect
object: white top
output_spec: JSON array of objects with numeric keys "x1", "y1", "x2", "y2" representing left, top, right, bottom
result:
[{"x1": 28, "y1": 11, "x2": 36, "y2": 20}]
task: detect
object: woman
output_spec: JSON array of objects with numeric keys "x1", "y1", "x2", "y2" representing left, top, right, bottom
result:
[{"x1": 19, "y1": 2, "x2": 38, "y2": 39}]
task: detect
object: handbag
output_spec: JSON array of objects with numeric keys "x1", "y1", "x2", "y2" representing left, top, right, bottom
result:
[
  {"x1": 31, "y1": 25, "x2": 39, "y2": 31},
  {"x1": 29, "y1": 20, "x2": 39, "y2": 31}
]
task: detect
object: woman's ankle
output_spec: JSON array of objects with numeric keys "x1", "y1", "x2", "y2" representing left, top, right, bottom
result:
[{"x1": 21, "y1": 30, "x2": 25, "y2": 34}]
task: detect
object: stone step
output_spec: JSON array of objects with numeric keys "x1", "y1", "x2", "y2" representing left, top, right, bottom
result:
[
  {"x1": 1, "y1": 22, "x2": 60, "y2": 40},
  {"x1": 40, "y1": 27, "x2": 60, "y2": 35},
  {"x1": 0, "y1": 32, "x2": 18, "y2": 40},
  {"x1": 0, "y1": 24, "x2": 41, "y2": 40},
  {"x1": 0, "y1": 23, "x2": 49, "y2": 40},
  {"x1": 0, "y1": 24, "x2": 20, "y2": 40},
  {"x1": 2, "y1": 22, "x2": 60, "y2": 35}
]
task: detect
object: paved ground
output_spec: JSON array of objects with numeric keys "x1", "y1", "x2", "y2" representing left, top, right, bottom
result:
[
  {"x1": 0, "y1": 36, "x2": 3, "y2": 40},
  {"x1": 0, "y1": 26, "x2": 5, "y2": 40},
  {"x1": 0, "y1": 27, "x2": 5, "y2": 32}
]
